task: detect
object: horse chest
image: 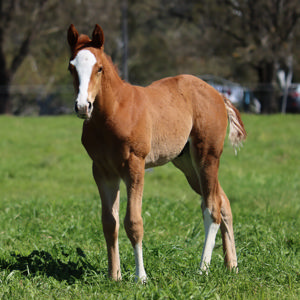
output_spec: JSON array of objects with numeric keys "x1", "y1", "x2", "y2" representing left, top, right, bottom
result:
[{"x1": 82, "y1": 124, "x2": 130, "y2": 173}]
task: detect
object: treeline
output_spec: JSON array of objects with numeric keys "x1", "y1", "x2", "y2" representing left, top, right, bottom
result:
[{"x1": 0, "y1": 0, "x2": 299, "y2": 115}]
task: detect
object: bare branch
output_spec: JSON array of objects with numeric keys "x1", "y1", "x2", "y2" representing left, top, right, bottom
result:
[
  {"x1": 0, "y1": 0, "x2": 16, "y2": 29},
  {"x1": 8, "y1": 0, "x2": 58, "y2": 77},
  {"x1": 9, "y1": 30, "x2": 34, "y2": 76}
]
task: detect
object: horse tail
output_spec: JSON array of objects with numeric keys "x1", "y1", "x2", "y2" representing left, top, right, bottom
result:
[{"x1": 223, "y1": 96, "x2": 247, "y2": 152}]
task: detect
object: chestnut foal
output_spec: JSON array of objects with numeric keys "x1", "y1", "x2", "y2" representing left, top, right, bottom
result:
[{"x1": 67, "y1": 24, "x2": 246, "y2": 282}]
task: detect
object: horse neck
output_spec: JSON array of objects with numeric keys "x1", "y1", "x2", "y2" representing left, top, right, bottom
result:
[{"x1": 95, "y1": 53, "x2": 124, "y2": 117}]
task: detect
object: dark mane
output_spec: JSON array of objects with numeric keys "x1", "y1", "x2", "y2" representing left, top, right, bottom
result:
[{"x1": 70, "y1": 34, "x2": 93, "y2": 57}]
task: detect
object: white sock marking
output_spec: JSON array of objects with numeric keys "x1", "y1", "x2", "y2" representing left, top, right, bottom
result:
[
  {"x1": 134, "y1": 243, "x2": 147, "y2": 282},
  {"x1": 200, "y1": 208, "x2": 220, "y2": 273}
]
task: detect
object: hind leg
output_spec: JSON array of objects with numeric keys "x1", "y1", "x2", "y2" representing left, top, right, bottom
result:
[
  {"x1": 197, "y1": 156, "x2": 222, "y2": 273},
  {"x1": 173, "y1": 138, "x2": 238, "y2": 272},
  {"x1": 199, "y1": 181, "x2": 238, "y2": 272},
  {"x1": 172, "y1": 142, "x2": 201, "y2": 195},
  {"x1": 173, "y1": 141, "x2": 221, "y2": 271},
  {"x1": 219, "y1": 186, "x2": 238, "y2": 270},
  {"x1": 189, "y1": 136, "x2": 237, "y2": 273}
]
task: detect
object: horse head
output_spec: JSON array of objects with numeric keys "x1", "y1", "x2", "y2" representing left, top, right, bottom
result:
[{"x1": 67, "y1": 24, "x2": 105, "y2": 119}]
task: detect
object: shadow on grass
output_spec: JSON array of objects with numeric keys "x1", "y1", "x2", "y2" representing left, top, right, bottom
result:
[{"x1": 0, "y1": 247, "x2": 101, "y2": 284}]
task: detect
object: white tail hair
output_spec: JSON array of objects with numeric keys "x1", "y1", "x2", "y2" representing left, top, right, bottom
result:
[{"x1": 223, "y1": 97, "x2": 247, "y2": 153}]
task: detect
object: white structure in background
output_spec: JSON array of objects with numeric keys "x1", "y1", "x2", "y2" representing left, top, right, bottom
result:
[{"x1": 277, "y1": 56, "x2": 293, "y2": 113}]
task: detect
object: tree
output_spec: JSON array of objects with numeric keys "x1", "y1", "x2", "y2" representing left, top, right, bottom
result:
[
  {"x1": 1, "y1": 1, "x2": 299, "y2": 114},
  {"x1": 0, "y1": 0, "x2": 123, "y2": 115},
  {"x1": 210, "y1": 0, "x2": 300, "y2": 113},
  {"x1": 166, "y1": 0, "x2": 300, "y2": 113},
  {"x1": 0, "y1": 0, "x2": 59, "y2": 114}
]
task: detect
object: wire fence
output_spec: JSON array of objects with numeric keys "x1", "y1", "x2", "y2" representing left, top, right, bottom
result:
[
  {"x1": 0, "y1": 85, "x2": 75, "y2": 116},
  {"x1": 0, "y1": 81, "x2": 286, "y2": 115}
]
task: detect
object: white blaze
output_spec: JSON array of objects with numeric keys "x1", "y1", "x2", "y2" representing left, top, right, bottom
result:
[{"x1": 70, "y1": 49, "x2": 97, "y2": 108}]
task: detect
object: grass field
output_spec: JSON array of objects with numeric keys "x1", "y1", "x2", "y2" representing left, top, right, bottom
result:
[{"x1": 0, "y1": 114, "x2": 299, "y2": 299}]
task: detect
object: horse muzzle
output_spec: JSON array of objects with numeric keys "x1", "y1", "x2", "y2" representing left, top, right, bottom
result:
[{"x1": 75, "y1": 101, "x2": 93, "y2": 119}]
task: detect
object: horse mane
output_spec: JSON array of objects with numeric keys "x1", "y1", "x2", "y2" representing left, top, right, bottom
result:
[
  {"x1": 71, "y1": 34, "x2": 93, "y2": 54},
  {"x1": 78, "y1": 34, "x2": 91, "y2": 45},
  {"x1": 104, "y1": 53, "x2": 120, "y2": 76}
]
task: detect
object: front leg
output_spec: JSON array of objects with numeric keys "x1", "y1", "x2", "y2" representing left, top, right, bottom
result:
[
  {"x1": 93, "y1": 163, "x2": 122, "y2": 280},
  {"x1": 123, "y1": 154, "x2": 147, "y2": 282}
]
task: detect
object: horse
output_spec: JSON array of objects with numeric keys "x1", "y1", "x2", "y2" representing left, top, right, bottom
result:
[{"x1": 67, "y1": 24, "x2": 246, "y2": 282}]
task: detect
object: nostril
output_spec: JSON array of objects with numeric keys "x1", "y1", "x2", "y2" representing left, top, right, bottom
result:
[{"x1": 88, "y1": 101, "x2": 92, "y2": 110}]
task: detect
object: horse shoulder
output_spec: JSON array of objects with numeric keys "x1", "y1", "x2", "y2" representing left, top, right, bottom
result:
[{"x1": 97, "y1": 85, "x2": 152, "y2": 160}]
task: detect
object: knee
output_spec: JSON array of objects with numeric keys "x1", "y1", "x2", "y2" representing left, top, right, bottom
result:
[
  {"x1": 102, "y1": 213, "x2": 119, "y2": 239},
  {"x1": 124, "y1": 215, "x2": 144, "y2": 246}
]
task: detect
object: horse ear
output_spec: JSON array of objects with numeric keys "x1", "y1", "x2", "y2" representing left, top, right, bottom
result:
[
  {"x1": 68, "y1": 24, "x2": 79, "y2": 50},
  {"x1": 92, "y1": 24, "x2": 105, "y2": 48}
]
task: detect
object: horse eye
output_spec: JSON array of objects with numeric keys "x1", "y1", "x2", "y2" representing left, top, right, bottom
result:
[{"x1": 98, "y1": 66, "x2": 103, "y2": 73}]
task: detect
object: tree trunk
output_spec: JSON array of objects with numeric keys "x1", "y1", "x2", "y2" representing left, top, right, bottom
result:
[
  {"x1": 0, "y1": 83, "x2": 10, "y2": 114},
  {"x1": 255, "y1": 61, "x2": 278, "y2": 114},
  {"x1": 0, "y1": 47, "x2": 11, "y2": 114}
]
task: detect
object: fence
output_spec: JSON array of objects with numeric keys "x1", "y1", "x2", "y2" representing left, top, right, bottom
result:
[
  {"x1": 0, "y1": 85, "x2": 75, "y2": 116},
  {"x1": 0, "y1": 81, "x2": 287, "y2": 115}
]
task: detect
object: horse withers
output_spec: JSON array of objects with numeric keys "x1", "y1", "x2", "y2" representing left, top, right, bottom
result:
[{"x1": 67, "y1": 24, "x2": 246, "y2": 282}]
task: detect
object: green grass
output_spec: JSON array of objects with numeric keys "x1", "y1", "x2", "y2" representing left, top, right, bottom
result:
[{"x1": 0, "y1": 114, "x2": 299, "y2": 299}]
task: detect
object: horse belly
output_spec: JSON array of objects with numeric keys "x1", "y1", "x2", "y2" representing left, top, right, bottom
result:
[
  {"x1": 143, "y1": 82, "x2": 193, "y2": 168},
  {"x1": 145, "y1": 133, "x2": 189, "y2": 168}
]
